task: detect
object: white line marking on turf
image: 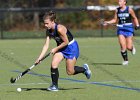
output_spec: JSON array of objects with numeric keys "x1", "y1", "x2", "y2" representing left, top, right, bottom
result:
[{"x1": 1, "y1": 80, "x2": 140, "y2": 86}]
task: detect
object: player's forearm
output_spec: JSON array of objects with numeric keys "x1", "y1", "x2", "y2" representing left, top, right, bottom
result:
[
  {"x1": 107, "y1": 19, "x2": 117, "y2": 24},
  {"x1": 56, "y1": 41, "x2": 68, "y2": 50},
  {"x1": 134, "y1": 18, "x2": 139, "y2": 26},
  {"x1": 38, "y1": 45, "x2": 49, "y2": 60}
]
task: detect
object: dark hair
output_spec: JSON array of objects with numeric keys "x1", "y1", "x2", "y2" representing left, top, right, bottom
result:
[{"x1": 43, "y1": 11, "x2": 56, "y2": 21}]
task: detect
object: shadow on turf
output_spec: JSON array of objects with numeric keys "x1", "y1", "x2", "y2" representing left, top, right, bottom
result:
[
  {"x1": 22, "y1": 87, "x2": 84, "y2": 91},
  {"x1": 94, "y1": 62, "x2": 122, "y2": 66}
]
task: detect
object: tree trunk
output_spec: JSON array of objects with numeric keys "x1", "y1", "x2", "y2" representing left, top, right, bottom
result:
[{"x1": 33, "y1": 12, "x2": 39, "y2": 31}]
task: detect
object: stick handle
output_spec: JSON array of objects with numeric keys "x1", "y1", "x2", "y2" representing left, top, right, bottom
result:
[{"x1": 35, "y1": 52, "x2": 51, "y2": 66}]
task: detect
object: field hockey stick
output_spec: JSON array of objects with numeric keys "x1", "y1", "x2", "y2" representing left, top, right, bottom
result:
[{"x1": 10, "y1": 52, "x2": 51, "y2": 83}]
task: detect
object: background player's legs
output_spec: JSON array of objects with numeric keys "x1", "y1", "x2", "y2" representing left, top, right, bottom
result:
[
  {"x1": 126, "y1": 36, "x2": 136, "y2": 55},
  {"x1": 126, "y1": 36, "x2": 133, "y2": 50},
  {"x1": 118, "y1": 35, "x2": 128, "y2": 65}
]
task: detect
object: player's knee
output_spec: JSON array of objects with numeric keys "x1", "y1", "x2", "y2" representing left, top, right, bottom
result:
[
  {"x1": 66, "y1": 69, "x2": 74, "y2": 75},
  {"x1": 127, "y1": 46, "x2": 132, "y2": 51},
  {"x1": 51, "y1": 62, "x2": 59, "y2": 69},
  {"x1": 51, "y1": 64, "x2": 58, "y2": 69}
]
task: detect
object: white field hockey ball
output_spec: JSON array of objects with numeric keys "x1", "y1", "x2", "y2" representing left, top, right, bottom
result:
[{"x1": 17, "y1": 88, "x2": 22, "y2": 92}]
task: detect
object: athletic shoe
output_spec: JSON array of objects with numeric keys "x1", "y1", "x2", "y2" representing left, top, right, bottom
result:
[
  {"x1": 131, "y1": 45, "x2": 136, "y2": 55},
  {"x1": 47, "y1": 84, "x2": 58, "y2": 91},
  {"x1": 122, "y1": 61, "x2": 129, "y2": 65},
  {"x1": 83, "y1": 64, "x2": 91, "y2": 79}
]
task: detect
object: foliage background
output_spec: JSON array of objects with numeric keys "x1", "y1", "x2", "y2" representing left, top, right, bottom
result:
[{"x1": 0, "y1": 0, "x2": 140, "y2": 31}]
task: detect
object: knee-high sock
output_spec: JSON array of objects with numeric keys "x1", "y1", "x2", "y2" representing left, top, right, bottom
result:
[
  {"x1": 51, "y1": 68, "x2": 59, "y2": 86},
  {"x1": 74, "y1": 66, "x2": 86, "y2": 75},
  {"x1": 121, "y1": 50, "x2": 128, "y2": 61}
]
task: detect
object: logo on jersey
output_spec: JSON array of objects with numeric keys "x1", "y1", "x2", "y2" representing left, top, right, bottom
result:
[{"x1": 118, "y1": 13, "x2": 129, "y2": 17}]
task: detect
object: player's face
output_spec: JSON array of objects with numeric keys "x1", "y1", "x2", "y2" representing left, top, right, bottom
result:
[
  {"x1": 44, "y1": 19, "x2": 54, "y2": 29},
  {"x1": 118, "y1": 0, "x2": 126, "y2": 7}
]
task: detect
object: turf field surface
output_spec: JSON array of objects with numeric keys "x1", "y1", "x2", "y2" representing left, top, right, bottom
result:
[{"x1": 0, "y1": 37, "x2": 140, "y2": 100}]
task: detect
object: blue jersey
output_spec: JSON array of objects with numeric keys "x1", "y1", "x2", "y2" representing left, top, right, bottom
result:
[{"x1": 117, "y1": 6, "x2": 134, "y2": 37}]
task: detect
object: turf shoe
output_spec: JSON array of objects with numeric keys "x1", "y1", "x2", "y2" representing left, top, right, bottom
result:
[
  {"x1": 131, "y1": 45, "x2": 136, "y2": 55},
  {"x1": 83, "y1": 64, "x2": 91, "y2": 79},
  {"x1": 122, "y1": 61, "x2": 129, "y2": 65},
  {"x1": 47, "y1": 84, "x2": 58, "y2": 91}
]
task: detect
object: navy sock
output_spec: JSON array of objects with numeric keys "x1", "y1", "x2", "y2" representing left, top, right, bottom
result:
[
  {"x1": 51, "y1": 68, "x2": 59, "y2": 86},
  {"x1": 74, "y1": 66, "x2": 86, "y2": 75},
  {"x1": 121, "y1": 50, "x2": 128, "y2": 61}
]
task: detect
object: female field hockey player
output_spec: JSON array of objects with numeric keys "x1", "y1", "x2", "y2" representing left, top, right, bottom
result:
[
  {"x1": 35, "y1": 11, "x2": 91, "y2": 91},
  {"x1": 104, "y1": 0, "x2": 140, "y2": 65}
]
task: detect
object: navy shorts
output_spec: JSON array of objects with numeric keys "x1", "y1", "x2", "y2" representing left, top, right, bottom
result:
[
  {"x1": 59, "y1": 40, "x2": 79, "y2": 59},
  {"x1": 117, "y1": 24, "x2": 134, "y2": 37}
]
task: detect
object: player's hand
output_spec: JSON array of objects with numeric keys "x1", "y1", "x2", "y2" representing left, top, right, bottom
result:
[
  {"x1": 135, "y1": 25, "x2": 140, "y2": 30},
  {"x1": 103, "y1": 21, "x2": 109, "y2": 26},
  {"x1": 51, "y1": 48, "x2": 58, "y2": 54},
  {"x1": 35, "y1": 59, "x2": 41, "y2": 64}
]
